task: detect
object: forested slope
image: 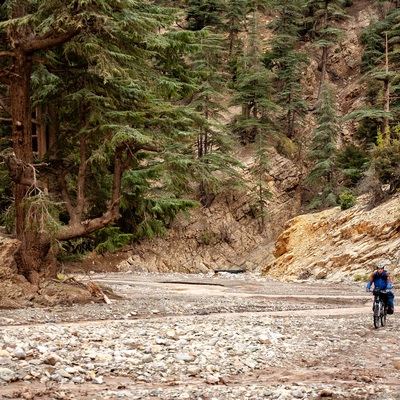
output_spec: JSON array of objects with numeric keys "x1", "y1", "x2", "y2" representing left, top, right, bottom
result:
[{"x1": 0, "y1": 0, "x2": 399, "y2": 290}]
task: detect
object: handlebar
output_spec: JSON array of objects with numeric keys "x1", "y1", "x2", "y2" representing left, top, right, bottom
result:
[{"x1": 370, "y1": 289, "x2": 388, "y2": 294}]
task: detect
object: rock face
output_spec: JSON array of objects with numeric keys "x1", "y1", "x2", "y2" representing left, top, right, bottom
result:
[
  {"x1": 0, "y1": 236, "x2": 20, "y2": 279},
  {"x1": 263, "y1": 193, "x2": 400, "y2": 282},
  {"x1": 0, "y1": 237, "x2": 37, "y2": 308}
]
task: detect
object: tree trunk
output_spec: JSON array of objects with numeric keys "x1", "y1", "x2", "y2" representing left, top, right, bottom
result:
[
  {"x1": 15, "y1": 235, "x2": 54, "y2": 285},
  {"x1": 318, "y1": 46, "x2": 328, "y2": 99},
  {"x1": 9, "y1": 50, "x2": 53, "y2": 284},
  {"x1": 317, "y1": 3, "x2": 329, "y2": 100},
  {"x1": 383, "y1": 32, "x2": 390, "y2": 138}
]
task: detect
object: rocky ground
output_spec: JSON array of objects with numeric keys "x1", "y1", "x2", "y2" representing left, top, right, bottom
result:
[{"x1": 0, "y1": 272, "x2": 399, "y2": 400}]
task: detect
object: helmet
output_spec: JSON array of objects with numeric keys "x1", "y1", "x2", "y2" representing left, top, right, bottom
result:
[{"x1": 376, "y1": 263, "x2": 385, "y2": 270}]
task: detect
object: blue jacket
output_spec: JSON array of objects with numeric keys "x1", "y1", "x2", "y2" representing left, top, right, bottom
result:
[{"x1": 367, "y1": 270, "x2": 392, "y2": 290}]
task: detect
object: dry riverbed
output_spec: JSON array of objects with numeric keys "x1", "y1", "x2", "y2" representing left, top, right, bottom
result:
[{"x1": 0, "y1": 272, "x2": 399, "y2": 399}]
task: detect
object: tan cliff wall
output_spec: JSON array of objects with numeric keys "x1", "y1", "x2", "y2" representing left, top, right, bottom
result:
[{"x1": 263, "y1": 193, "x2": 400, "y2": 282}]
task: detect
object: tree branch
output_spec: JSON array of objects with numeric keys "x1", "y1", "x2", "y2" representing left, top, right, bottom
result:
[
  {"x1": 0, "y1": 51, "x2": 16, "y2": 57},
  {"x1": 0, "y1": 96, "x2": 11, "y2": 116},
  {"x1": 26, "y1": 27, "x2": 81, "y2": 52}
]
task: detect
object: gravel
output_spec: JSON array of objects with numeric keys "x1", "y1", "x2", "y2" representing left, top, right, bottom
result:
[{"x1": 0, "y1": 272, "x2": 399, "y2": 399}]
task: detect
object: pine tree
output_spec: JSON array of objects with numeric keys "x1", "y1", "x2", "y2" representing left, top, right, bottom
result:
[
  {"x1": 347, "y1": 6, "x2": 400, "y2": 142},
  {"x1": 185, "y1": 0, "x2": 227, "y2": 31},
  {"x1": 0, "y1": 0, "x2": 205, "y2": 283},
  {"x1": 306, "y1": 82, "x2": 340, "y2": 208},
  {"x1": 230, "y1": 2, "x2": 277, "y2": 143},
  {"x1": 265, "y1": 0, "x2": 309, "y2": 138},
  {"x1": 225, "y1": 0, "x2": 247, "y2": 56},
  {"x1": 303, "y1": 0, "x2": 349, "y2": 98},
  {"x1": 229, "y1": 3, "x2": 275, "y2": 230},
  {"x1": 188, "y1": 30, "x2": 243, "y2": 206},
  {"x1": 249, "y1": 129, "x2": 271, "y2": 232}
]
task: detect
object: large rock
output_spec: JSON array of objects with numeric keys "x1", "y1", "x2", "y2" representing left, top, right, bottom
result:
[
  {"x1": 0, "y1": 236, "x2": 37, "y2": 309},
  {"x1": 0, "y1": 236, "x2": 20, "y2": 279}
]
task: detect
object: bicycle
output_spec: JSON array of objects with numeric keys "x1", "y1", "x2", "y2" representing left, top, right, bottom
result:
[{"x1": 369, "y1": 289, "x2": 388, "y2": 329}]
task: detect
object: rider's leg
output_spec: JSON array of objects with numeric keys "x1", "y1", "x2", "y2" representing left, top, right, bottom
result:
[{"x1": 387, "y1": 291, "x2": 394, "y2": 312}]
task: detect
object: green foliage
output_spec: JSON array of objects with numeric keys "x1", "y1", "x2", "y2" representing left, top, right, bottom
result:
[
  {"x1": 302, "y1": 0, "x2": 349, "y2": 41},
  {"x1": 185, "y1": 0, "x2": 227, "y2": 31},
  {"x1": 360, "y1": 17, "x2": 390, "y2": 73},
  {"x1": 354, "y1": 274, "x2": 369, "y2": 281},
  {"x1": 0, "y1": 0, "x2": 247, "y2": 265},
  {"x1": 306, "y1": 82, "x2": 340, "y2": 207},
  {"x1": 199, "y1": 230, "x2": 214, "y2": 245},
  {"x1": 339, "y1": 191, "x2": 356, "y2": 210},
  {"x1": 353, "y1": 7, "x2": 400, "y2": 141},
  {"x1": 276, "y1": 136, "x2": 298, "y2": 158},
  {"x1": 336, "y1": 144, "x2": 369, "y2": 185},
  {"x1": 248, "y1": 130, "x2": 272, "y2": 232},
  {"x1": 22, "y1": 192, "x2": 63, "y2": 236},
  {"x1": 119, "y1": 165, "x2": 199, "y2": 239},
  {"x1": 307, "y1": 197, "x2": 323, "y2": 210},
  {"x1": 3, "y1": 0, "x2": 400, "y2": 271},
  {"x1": 370, "y1": 139, "x2": 400, "y2": 184},
  {"x1": 229, "y1": 6, "x2": 278, "y2": 144},
  {"x1": 94, "y1": 225, "x2": 134, "y2": 254},
  {"x1": 265, "y1": 0, "x2": 309, "y2": 138},
  {"x1": 225, "y1": 0, "x2": 247, "y2": 55}
]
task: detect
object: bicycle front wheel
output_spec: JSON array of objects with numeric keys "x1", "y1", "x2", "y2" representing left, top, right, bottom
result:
[
  {"x1": 373, "y1": 303, "x2": 380, "y2": 329},
  {"x1": 381, "y1": 303, "x2": 387, "y2": 327}
]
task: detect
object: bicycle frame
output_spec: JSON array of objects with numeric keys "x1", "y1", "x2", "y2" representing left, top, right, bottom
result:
[{"x1": 372, "y1": 289, "x2": 388, "y2": 329}]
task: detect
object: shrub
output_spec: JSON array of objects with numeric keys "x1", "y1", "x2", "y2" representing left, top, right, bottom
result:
[
  {"x1": 354, "y1": 274, "x2": 369, "y2": 281},
  {"x1": 371, "y1": 139, "x2": 400, "y2": 184},
  {"x1": 339, "y1": 192, "x2": 356, "y2": 210}
]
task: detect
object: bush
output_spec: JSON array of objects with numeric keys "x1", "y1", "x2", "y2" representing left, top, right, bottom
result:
[
  {"x1": 371, "y1": 140, "x2": 400, "y2": 184},
  {"x1": 339, "y1": 192, "x2": 356, "y2": 210}
]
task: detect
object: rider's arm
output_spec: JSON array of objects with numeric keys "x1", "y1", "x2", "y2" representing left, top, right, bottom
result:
[
  {"x1": 386, "y1": 272, "x2": 393, "y2": 290},
  {"x1": 366, "y1": 273, "x2": 374, "y2": 290}
]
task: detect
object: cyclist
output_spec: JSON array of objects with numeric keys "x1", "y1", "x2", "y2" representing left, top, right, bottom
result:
[{"x1": 366, "y1": 262, "x2": 394, "y2": 314}]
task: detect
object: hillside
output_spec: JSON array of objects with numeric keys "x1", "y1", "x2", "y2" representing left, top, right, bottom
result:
[
  {"x1": 0, "y1": 1, "x2": 399, "y2": 308},
  {"x1": 98, "y1": 0, "x2": 400, "y2": 281}
]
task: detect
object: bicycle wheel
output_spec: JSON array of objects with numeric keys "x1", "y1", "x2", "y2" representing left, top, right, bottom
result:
[
  {"x1": 381, "y1": 303, "x2": 387, "y2": 327},
  {"x1": 373, "y1": 303, "x2": 380, "y2": 329}
]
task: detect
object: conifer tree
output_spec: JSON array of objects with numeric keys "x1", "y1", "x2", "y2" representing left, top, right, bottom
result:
[
  {"x1": 303, "y1": 0, "x2": 349, "y2": 98},
  {"x1": 185, "y1": 0, "x2": 227, "y2": 31},
  {"x1": 0, "y1": 0, "x2": 206, "y2": 283},
  {"x1": 225, "y1": 0, "x2": 247, "y2": 56},
  {"x1": 249, "y1": 129, "x2": 271, "y2": 232},
  {"x1": 306, "y1": 82, "x2": 340, "y2": 208},
  {"x1": 188, "y1": 30, "x2": 243, "y2": 206},
  {"x1": 230, "y1": 0, "x2": 277, "y2": 143},
  {"x1": 229, "y1": 2, "x2": 275, "y2": 230},
  {"x1": 347, "y1": 7, "x2": 400, "y2": 142},
  {"x1": 265, "y1": 0, "x2": 309, "y2": 138}
]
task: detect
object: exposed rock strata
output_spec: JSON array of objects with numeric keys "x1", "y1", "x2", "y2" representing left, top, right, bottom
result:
[{"x1": 263, "y1": 193, "x2": 400, "y2": 282}]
